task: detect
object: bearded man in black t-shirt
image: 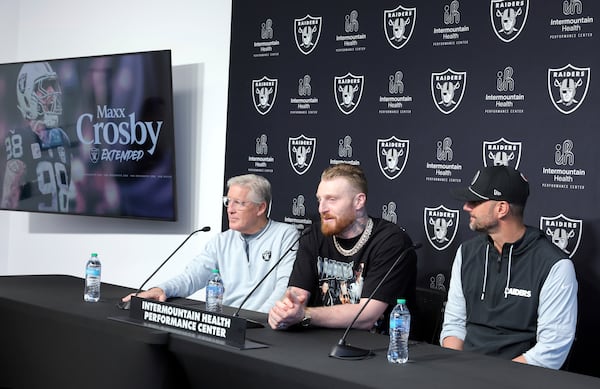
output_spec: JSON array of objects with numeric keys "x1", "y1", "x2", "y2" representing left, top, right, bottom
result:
[{"x1": 268, "y1": 163, "x2": 416, "y2": 332}]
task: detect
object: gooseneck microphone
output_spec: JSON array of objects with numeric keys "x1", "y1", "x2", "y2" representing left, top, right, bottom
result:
[
  {"x1": 117, "y1": 226, "x2": 211, "y2": 310},
  {"x1": 329, "y1": 242, "x2": 422, "y2": 360},
  {"x1": 233, "y1": 225, "x2": 312, "y2": 319}
]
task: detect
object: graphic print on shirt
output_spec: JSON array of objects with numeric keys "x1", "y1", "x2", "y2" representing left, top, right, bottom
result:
[{"x1": 316, "y1": 256, "x2": 364, "y2": 305}]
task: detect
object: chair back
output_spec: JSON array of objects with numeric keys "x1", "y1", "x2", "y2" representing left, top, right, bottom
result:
[{"x1": 410, "y1": 287, "x2": 447, "y2": 344}]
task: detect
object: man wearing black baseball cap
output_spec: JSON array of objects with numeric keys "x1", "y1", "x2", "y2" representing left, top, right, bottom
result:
[
  {"x1": 450, "y1": 165, "x2": 530, "y2": 206},
  {"x1": 440, "y1": 166, "x2": 578, "y2": 370}
]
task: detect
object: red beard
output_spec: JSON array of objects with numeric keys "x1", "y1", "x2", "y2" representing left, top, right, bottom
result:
[{"x1": 320, "y1": 212, "x2": 354, "y2": 236}]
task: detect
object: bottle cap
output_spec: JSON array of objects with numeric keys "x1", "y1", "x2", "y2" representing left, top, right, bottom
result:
[
  {"x1": 91, "y1": 253, "x2": 98, "y2": 257},
  {"x1": 397, "y1": 298, "x2": 406, "y2": 304}
]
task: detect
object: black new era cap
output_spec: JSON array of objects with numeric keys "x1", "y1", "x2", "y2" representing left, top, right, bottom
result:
[{"x1": 451, "y1": 166, "x2": 530, "y2": 205}]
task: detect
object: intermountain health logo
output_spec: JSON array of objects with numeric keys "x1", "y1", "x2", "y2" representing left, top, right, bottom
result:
[
  {"x1": 384, "y1": 4, "x2": 417, "y2": 49},
  {"x1": 338, "y1": 135, "x2": 353, "y2": 158},
  {"x1": 290, "y1": 74, "x2": 319, "y2": 115},
  {"x1": 285, "y1": 194, "x2": 313, "y2": 230},
  {"x1": 294, "y1": 14, "x2": 322, "y2": 55},
  {"x1": 431, "y1": 68, "x2": 467, "y2": 114},
  {"x1": 433, "y1": 1, "x2": 471, "y2": 47},
  {"x1": 335, "y1": 9, "x2": 368, "y2": 53},
  {"x1": 253, "y1": 18, "x2": 280, "y2": 58},
  {"x1": 484, "y1": 65, "x2": 526, "y2": 115},
  {"x1": 379, "y1": 70, "x2": 413, "y2": 115},
  {"x1": 255, "y1": 134, "x2": 268, "y2": 155},
  {"x1": 548, "y1": 0, "x2": 594, "y2": 40},
  {"x1": 424, "y1": 205, "x2": 459, "y2": 251},
  {"x1": 248, "y1": 134, "x2": 274, "y2": 174},
  {"x1": 292, "y1": 194, "x2": 306, "y2": 217},
  {"x1": 490, "y1": 0, "x2": 529, "y2": 43},
  {"x1": 382, "y1": 201, "x2": 398, "y2": 224},
  {"x1": 540, "y1": 214, "x2": 582, "y2": 258},
  {"x1": 288, "y1": 134, "x2": 316, "y2": 175},
  {"x1": 444, "y1": 1, "x2": 461, "y2": 25},
  {"x1": 377, "y1": 136, "x2": 409, "y2": 180},
  {"x1": 547, "y1": 64, "x2": 590, "y2": 115},
  {"x1": 540, "y1": 139, "x2": 586, "y2": 191},
  {"x1": 252, "y1": 76, "x2": 278, "y2": 115}
]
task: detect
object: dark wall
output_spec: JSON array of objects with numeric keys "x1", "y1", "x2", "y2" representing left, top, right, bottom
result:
[{"x1": 224, "y1": 0, "x2": 599, "y2": 376}]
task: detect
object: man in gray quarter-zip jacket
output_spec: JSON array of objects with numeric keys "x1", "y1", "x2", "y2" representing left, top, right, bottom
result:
[
  {"x1": 440, "y1": 166, "x2": 577, "y2": 370},
  {"x1": 122, "y1": 174, "x2": 299, "y2": 313}
]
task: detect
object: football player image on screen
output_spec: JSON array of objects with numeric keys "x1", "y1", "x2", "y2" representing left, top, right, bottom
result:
[{"x1": 1, "y1": 61, "x2": 72, "y2": 213}]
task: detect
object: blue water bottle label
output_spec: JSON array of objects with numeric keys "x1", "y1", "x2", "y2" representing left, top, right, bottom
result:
[
  {"x1": 86, "y1": 268, "x2": 100, "y2": 277},
  {"x1": 208, "y1": 284, "x2": 222, "y2": 296}
]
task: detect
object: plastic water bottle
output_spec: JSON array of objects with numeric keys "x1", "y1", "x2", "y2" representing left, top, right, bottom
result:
[
  {"x1": 206, "y1": 269, "x2": 224, "y2": 313},
  {"x1": 84, "y1": 253, "x2": 101, "y2": 302},
  {"x1": 387, "y1": 298, "x2": 411, "y2": 364}
]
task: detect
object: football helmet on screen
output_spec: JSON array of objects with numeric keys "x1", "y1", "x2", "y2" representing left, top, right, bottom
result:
[{"x1": 16, "y1": 61, "x2": 63, "y2": 128}]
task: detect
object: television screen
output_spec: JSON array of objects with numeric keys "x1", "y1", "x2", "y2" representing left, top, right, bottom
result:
[{"x1": 0, "y1": 49, "x2": 177, "y2": 221}]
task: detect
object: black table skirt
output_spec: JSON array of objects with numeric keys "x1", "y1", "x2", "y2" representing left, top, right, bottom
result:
[{"x1": 1, "y1": 275, "x2": 598, "y2": 389}]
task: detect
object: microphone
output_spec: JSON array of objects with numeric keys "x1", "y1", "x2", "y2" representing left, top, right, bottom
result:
[
  {"x1": 117, "y1": 226, "x2": 211, "y2": 310},
  {"x1": 329, "y1": 242, "x2": 422, "y2": 360},
  {"x1": 232, "y1": 225, "x2": 312, "y2": 325}
]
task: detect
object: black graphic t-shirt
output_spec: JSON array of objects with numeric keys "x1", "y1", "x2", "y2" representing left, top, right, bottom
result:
[
  {"x1": 317, "y1": 256, "x2": 364, "y2": 306},
  {"x1": 289, "y1": 217, "x2": 417, "y2": 331}
]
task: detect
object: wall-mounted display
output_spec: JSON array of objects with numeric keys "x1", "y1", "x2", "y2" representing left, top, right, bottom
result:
[{"x1": 0, "y1": 49, "x2": 177, "y2": 221}]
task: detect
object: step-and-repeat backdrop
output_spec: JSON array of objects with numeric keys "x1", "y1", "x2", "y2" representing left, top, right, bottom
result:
[{"x1": 224, "y1": 0, "x2": 598, "y2": 374}]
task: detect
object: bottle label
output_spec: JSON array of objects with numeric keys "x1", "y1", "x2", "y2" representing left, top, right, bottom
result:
[
  {"x1": 86, "y1": 268, "x2": 101, "y2": 277},
  {"x1": 207, "y1": 284, "x2": 223, "y2": 296},
  {"x1": 389, "y1": 316, "x2": 410, "y2": 330}
]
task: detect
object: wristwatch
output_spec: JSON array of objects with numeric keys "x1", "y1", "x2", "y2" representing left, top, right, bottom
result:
[{"x1": 300, "y1": 309, "x2": 312, "y2": 327}]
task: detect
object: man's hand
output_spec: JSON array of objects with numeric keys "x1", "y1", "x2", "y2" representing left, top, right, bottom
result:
[
  {"x1": 512, "y1": 355, "x2": 528, "y2": 364},
  {"x1": 441, "y1": 336, "x2": 464, "y2": 351},
  {"x1": 268, "y1": 287, "x2": 308, "y2": 330},
  {"x1": 121, "y1": 287, "x2": 167, "y2": 303}
]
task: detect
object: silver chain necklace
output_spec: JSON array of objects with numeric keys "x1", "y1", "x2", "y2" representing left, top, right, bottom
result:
[{"x1": 333, "y1": 218, "x2": 373, "y2": 256}]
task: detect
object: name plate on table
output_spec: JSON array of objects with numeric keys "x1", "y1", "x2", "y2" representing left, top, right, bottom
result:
[{"x1": 130, "y1": 296, "x2": 247, "y2": 348}]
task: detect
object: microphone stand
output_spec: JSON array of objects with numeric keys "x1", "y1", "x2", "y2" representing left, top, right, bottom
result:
[
  {"x1": 329, "y1": 243, "x2": 422, "y2": 360},
  {"x1": 117, "y1": 226, "x2": 211, "y2": 310}
]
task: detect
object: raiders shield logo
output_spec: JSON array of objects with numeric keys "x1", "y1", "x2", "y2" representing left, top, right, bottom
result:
[
  {"x1": 431, "y1": 68, "x2": 466, "y2": 115},
  {"x1": 540, "y1": 214, "x2": 582, "y2": 258},
  {"x1": 490, "y1": 0, "x2": 529, "y2": 43},
  {"x1": 252, "y1": 76, "x2": 278, "y2": 115},
  {"x1": 548, "y1": 64, "x2": 590, "y2": 115},
  {"x1": 334, "y1": 73, "x2": 364, "y2": 115},
  {"x1": 483, "y1": 137, "x2": 522, "y2": 168},
  {"x1": 424, "y1": 205, "x2": 459, "y2": 251},
  {"x1": 288, "y1": 135, "x2": 316, "y2": 175},
  {"x1": 377, "y1": 136, "x2": 409, "y2": 180},
  {"x1": 90, "y1": 147, "x2": 100, "y2": 163},
  {"x1": 262, "y1": 250, "x2": 272, "y2": 261},
  {"x1": 383, "y1": 5, "x2": 417, "y2": 49},
  {"x1": 294, "y1": 14, "x2": 322, "y2": 55}
]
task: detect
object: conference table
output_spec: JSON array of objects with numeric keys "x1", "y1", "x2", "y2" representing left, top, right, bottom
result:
[{"x1": 0, "y1": 275, "x2": 598, "y2": 389}]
